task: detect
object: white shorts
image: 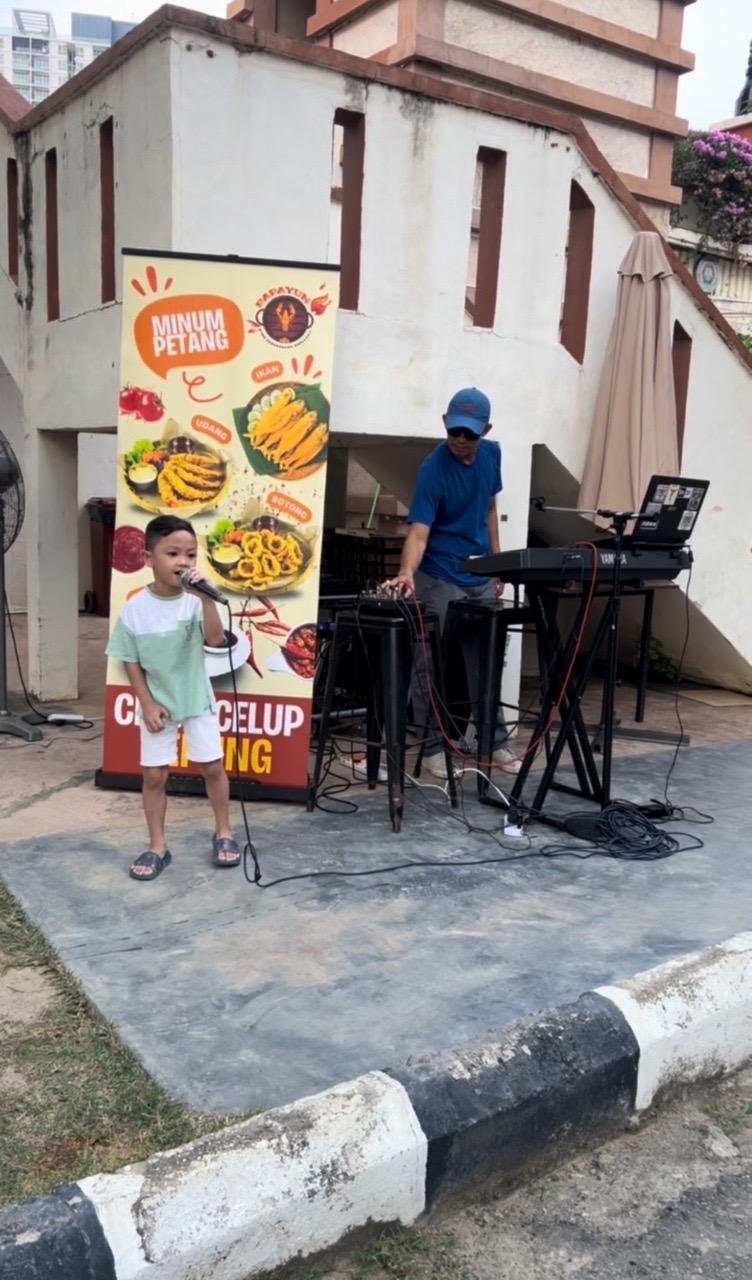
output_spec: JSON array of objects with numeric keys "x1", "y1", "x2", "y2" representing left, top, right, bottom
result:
[{"x1": 139, "y1": 709, "x2": 223, "y2": 768}]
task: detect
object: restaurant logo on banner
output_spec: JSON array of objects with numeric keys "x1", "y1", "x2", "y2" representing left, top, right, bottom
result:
[
  {"x1": 101, "y1": 251, "x2": 339, "y2": 793},
  {"x1": 249, "y1": 283, "x2": 333, "y2": 348}
]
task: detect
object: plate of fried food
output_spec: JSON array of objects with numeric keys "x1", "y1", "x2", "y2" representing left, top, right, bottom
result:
[
  {"x1": 204, "y1": 513, "x2": 315, "y2": 596},
  {"x1": 232, "y1": 383, "x2": 329, "y2": 482},
  {"x1": 120, "y1": 419, "x2": 230, "y2": 515}
]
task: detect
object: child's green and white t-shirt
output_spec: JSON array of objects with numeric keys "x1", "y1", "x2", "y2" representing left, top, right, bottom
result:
[{"x1": 106, "y1": 586, "x2": 215, "y2": 722}]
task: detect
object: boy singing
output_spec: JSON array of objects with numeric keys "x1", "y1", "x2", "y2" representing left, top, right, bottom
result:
[{"x1": 107, "y1": 514, "x2": 240, "y2": 881}]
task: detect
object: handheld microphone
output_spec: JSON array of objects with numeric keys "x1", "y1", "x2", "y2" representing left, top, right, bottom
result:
[{"x1": 179, "y1": 571, "x2": 229, "y2": 606}]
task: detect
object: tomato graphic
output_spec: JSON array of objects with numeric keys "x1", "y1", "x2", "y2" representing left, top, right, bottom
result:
[
  {"x1": 118, "y1": 385, "x2": 164, "y2": 422},
  {"x1": 118, "y1": 385, "x2": 140, "y2": 415},
  {"x1": 136, "y1": 390, "x2": 164, "y2": 423}
]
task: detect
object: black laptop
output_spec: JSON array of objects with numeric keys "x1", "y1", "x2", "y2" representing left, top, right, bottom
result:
[{"x1": 630, "y1": 475, "x2": 709, "y2": 546}]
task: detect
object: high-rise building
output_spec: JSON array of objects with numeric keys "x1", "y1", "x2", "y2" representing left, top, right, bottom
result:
[{"x1": 0, "y1": 8, "x2": 135, "y2": 107}]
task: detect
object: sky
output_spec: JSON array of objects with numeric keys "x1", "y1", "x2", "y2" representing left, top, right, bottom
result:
[
  {"x1": 1, "y1": 0, "x2": 749, "y2": 129},
  {"x1": 678, "y1": 0, "x2": 751, "y2": 127}
]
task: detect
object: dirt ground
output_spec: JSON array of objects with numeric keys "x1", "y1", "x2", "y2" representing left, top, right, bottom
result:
[
  {"x1": 308, "y1": 1067, "x2": 752, "y2": 1280},
  {"x1": 0, "y1": 957, "x2": 56, "y2": 1027}
]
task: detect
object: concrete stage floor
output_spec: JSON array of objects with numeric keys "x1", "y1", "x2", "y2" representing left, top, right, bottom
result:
[{"x1": 1, "y1": 615, "x2": 751, "y2": 1114}]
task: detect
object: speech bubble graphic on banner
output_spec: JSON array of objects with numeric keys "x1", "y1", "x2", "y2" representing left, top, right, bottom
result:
[
  {"x1": 134, "y1": 294, "x2": 245, "y2": 380},
  {"x1": 191, "y1": 414, "x2": 233, "y2": 447},
  {"x1": 251, "y1": 360, "x2": 284, "y2": 384}
]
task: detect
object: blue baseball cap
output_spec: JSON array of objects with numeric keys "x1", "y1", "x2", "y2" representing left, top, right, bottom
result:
[{"x1": 445, "y1": 387, "x2": 491, "y2": 435}]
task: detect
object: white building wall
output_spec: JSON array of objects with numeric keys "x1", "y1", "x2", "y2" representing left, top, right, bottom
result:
[
  {"x1": 24, "y1": 39, "x2": 173, "y2": 434},
  {"x1": 169, "y1": 41, "x2": 340, "y2": 264},
  {"x1": 1, "y1": 26, "x2": 751, "y2": 695},
  {"x1": 4, "y1": 38, "x2": 173, "y2": 630},
  {"x1": 667, "y1": 295, "x2": 752, "y2": 686}
]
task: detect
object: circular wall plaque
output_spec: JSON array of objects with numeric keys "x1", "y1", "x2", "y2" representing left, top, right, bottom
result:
[{"x1": 695, "y1": 256, "x2": 721, "y2": 295}]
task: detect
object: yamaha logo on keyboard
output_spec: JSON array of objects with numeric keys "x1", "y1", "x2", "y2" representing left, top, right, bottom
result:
[{"x1": 598, "y1": 552, "x2": 627, "y2": 566}]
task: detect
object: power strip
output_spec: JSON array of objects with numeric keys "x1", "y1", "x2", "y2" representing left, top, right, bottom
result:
[
  {"x1": 640, "y1": 800, "x2": 676, "y2": 820},
  {"x1": 46, "y1": 713, "x2": 86, "y2": 724}
]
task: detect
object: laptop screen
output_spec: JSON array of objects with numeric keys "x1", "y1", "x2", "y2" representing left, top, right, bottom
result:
[{"x1": 632, "y1": 475, "x2": 709, "y2": 545}]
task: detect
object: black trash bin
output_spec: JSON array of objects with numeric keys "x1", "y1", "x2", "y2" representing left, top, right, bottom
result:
[{"x1": 85, "y1": 498, "x2": 116, "y2": 617}]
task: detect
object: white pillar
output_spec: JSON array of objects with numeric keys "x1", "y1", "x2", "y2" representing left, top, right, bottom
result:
[{"x1": 25, "y1": 427, "x2": 79, "y2": 700}]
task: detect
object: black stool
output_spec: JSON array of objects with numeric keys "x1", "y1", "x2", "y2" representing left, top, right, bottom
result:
[
  {"x1": 440, "y1": 599, "x2": 535, "y2": 798},
  {"x1": 308, "y1": 600, "x2": 457, "y2": 832}
]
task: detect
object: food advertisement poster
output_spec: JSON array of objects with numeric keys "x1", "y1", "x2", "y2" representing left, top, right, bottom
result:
[{"x1": 100, "y1": 250, "x2": 339, "y2": 794}]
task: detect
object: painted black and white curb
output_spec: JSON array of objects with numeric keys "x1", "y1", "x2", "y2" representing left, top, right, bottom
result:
[{"x1": 2, "y1": 931, "x2": 750, "y2": 1280}]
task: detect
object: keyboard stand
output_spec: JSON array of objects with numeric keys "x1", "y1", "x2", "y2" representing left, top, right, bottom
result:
[{"x1": 505, "y1": 518, "x2": 663, "y2": 830}]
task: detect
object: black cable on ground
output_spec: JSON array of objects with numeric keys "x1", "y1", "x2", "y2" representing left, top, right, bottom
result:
[
  {"x1": 531, "y1": 798, "x2": 705, "y2": 860},
  {"x1": 4, "y1": 592, "x2": 94, "y2": 729},
  {"x1": 242, "y1": 580, "x2": 712, "y2": 890}
]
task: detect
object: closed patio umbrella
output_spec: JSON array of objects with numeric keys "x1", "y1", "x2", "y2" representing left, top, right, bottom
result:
[{"x1": 578, "y1": 230, "x2": 678, "y2": 517}]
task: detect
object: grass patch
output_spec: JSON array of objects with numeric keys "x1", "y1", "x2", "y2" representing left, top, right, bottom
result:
[
  {"x1": 349, "y1": 1227, "x2": 471, "y2": 1280},
  {"x1": 285, "y1": 1227, "x2": 472, "y2": 1280},
  {"x1": 701, "y1": 1098, "x2": 751, "y2": 1136},
  {"x1": 0, "y1": 877, "x2": 239, "y2": 1207}
]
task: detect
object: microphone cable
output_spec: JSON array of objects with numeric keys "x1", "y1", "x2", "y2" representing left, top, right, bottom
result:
[{"x1": 214, "y1": 598, "x2": 262, "y2": 885}]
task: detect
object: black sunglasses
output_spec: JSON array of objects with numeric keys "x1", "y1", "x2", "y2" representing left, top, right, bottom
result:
[{"x1": 447, "y1": 427, "x2": 480, "y2": 441}]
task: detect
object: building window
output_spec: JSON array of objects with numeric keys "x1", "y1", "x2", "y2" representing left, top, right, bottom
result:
[
  {"x1": 559, "y1": 180, "x2": 595, "y2": 365},
  {"x1": 6, "y1": 158, "x2": 19, "y2": 285},
  {"x1": 45, "y1": 148, "x2": 59, "y2": 321},
  {"x1": 468, "y1": 147, "x2": 506, "y2": 329},
  {"x1": 672, "y1": 321, "x2": 692, "y2": 463},
  {"x1": 100, "y1": 117, "x2": 115, "y2": 304},
  {"x1": 333, "y1": 108, "x2": 365, "y2": 312}
]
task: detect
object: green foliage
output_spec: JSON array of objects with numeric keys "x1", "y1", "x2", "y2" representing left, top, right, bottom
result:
[
  {"x1": 646, "y1": 637, "x2": 680, "y2": 683},
  {"x1": 350, "y1": 1228, "x2": 469, "y2": 1280},
  {"x1": 739, "y1": 333, "x2": 752, "y2": 352},
  {"x1": 632, "y1": 636, "x2": 680, "y2": 683},
  {"x1": 701, "y1": 1099, "x2": 751, "y2": 1135},
  {"x1": 672, "y1": 130, "x2": 752, "y2": 250}
]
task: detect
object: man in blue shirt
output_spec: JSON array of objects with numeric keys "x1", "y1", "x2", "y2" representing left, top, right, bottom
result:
[{"x1": 389, "y1": 387, "x2": 519, "y2": 779}]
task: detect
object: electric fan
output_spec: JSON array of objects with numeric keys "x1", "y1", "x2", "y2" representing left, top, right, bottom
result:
[{"x1": 0, "y1": 430, "x2": 42, "y2": 740}]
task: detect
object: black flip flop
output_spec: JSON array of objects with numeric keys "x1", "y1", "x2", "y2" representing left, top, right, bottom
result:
[
  {"x1": 129, "y1": 850, "x2": 172, "y2": 881},
  {"x1": 211, "y1": 835, "x2": 241, "y2": 868}
]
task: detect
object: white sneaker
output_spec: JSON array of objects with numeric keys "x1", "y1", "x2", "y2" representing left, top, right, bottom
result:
[
  {"x1": 421, "y1": 753, "x2": 460, "y2": 781},
  {"x1": 492, "y1": 746, "x2": 521, "y2": 774}
]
